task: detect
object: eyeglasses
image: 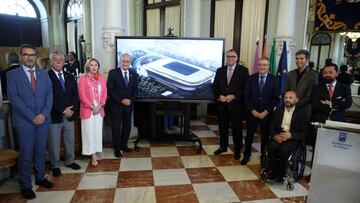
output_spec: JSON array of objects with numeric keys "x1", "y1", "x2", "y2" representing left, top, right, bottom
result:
[
  {"x1": 226, "y1": 55, "x2": 237, "y2": 58},
  {"x1": 22, "y1": 54, "x2": 36, "y2": 58}
]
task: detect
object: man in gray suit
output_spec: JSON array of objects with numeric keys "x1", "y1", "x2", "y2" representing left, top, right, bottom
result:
[{"x1": 286, "y1": 49, "x2": 318, "y2": 109}]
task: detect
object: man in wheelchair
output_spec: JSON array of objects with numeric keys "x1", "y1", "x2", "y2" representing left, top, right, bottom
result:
[{"x1": 266, "y1": 90, "x2": 310, "y2": 182}]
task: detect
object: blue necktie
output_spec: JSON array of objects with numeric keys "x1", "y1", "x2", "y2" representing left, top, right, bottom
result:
[
  {"x1": 259, "y1": 75, "x2": 265, "y2": 93},
  {"x1": 58, "y1": 72, "x2": 65, "y2": 90},
  {"x1": 124, "y1": 71, "x2": 129, "y2": 87}
]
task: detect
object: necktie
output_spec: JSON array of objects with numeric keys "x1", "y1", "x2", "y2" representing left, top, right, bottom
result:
[
  {"x1": 58, "y1": 72, "x2": 65, "y2": 90},
  {"x1": 328, "y1": 84, "x2": 333, "y2": 100},
  {"x1": 29, "y1": 70, "x2": 36, "y2": 92},
  {"x1": 227, "y1": 67, "x2": 233, "y2": 84},
  {"x1": 259, "y1": 75, "x2": 265, "y2": 93},
  {"x1": 124, "y1": 71, "x2": 129, "y2": 86}
]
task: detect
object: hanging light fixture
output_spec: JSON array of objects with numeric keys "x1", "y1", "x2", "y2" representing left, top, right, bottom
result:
[{"x1": 340, "y1": 32, "x2": 360, "y2": 42}]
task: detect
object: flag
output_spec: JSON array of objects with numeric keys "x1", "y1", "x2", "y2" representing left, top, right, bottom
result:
[
  {"x1": 252, "y1": 40, "x2": 260, "y2": 73},
  {"x1": 262, "y1": 37, "x2": 267, "y2": 57},
  {"x1": 269, "y1": 41, "x2": 276, "y2": 75},
  {"x1": 278, "y1": 41, "x2": 288, "y2": 107}
]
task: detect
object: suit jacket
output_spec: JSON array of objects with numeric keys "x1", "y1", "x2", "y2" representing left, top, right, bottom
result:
[
  {"x1": 311, "y1": 81, "x2": 352, "y2": 122},
  {"x1": 286, "y1": 67, "x2": 318, "y2": 108},
  {"x1": 244, "y1": 73, "x2": 279, "y2": 113},
  {"x1": 7, "y1": 66, "x2": 53, "y2": 128},
  {"x1": 336, "y1": 72, "x2": 354, "y2": 86},
  {"x1": 269, "y1": 106, "x2": 310, "y2": 141},
  {"x1": 107, "y1": 67, "x2": 138, "y2": 112},
  {"x1": 78, "y1": 74, "x2": 107, "y2": 119},
  {"x1": 1, "y1": 64, "x2": 20, "y2": 99},
  {"x1": 65, "y1": 60, "x2": 80, "y2": 75},
  {"x1": 212, "y1": 64, "x2": 249, "y2": 111},
  {"x1": 48, "y1": 69, "x2": 79, "y2": 123}
]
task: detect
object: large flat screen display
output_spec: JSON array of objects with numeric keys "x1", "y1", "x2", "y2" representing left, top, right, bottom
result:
[{"x1": 115, "y1": 37, "x2": 224, "y2": 101}]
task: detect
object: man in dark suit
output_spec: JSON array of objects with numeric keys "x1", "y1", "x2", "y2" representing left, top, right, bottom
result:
[
  {"x1": 311, "y1": 63, "x2": 353, "y2": 123},
  {"x1": 286, "y1": 49, "x2": 318, "y2": 109},
  {"x1": 48, "y1": 51, "x2": 81, "y2": 177},
  {"x1": 107, "y1": 53, "x2": 138, "y2": 157},
  {"x1": 65, "y1": 51, "x2": 80, "y2": 76},
  {"x1": 7, "y1": 44, "x2": 54, "y2": 199},
  {"x1": 336, "y1": 65, "x2": 354, "y2": 86},
  {"x1": 212, "y1": 49, "x2": 249, "y2": 160},
  {"x1": 1, "y1": 52, "x2": 20, "y2": 99},
  {"x1": 242, "y1": 57, "x2": 279, "y2": 165},
  {"x1": 267, "y1": 90, "x2": 310, "y2": 181}
]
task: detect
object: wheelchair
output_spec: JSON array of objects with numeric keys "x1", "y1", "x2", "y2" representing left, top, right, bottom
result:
[{"x1": 260, "y1": 143, "x2": 307, "y2": 191}]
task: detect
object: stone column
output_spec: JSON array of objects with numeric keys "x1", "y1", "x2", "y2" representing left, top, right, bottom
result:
[
  {"x1": 182, "y1": 0, "x2": 211, "y2": 37},
  {"x1": 273, "y1": 0, "x2": 309, "y2": 70},
  {"x1": 182, "y1": 0, "x2": 211, "y2": 116},
  {"x1": 128, "y1": 0, "x2": 143, "y2": 36},
  {"x1": 91, "y1": 0, "x2": 137, "y2": 139},
  {"x1": 83, "y1": 0, "x2": 92, "y2": 58}
]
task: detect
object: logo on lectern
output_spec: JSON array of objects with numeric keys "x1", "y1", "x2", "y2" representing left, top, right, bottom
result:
[{"x1": 338, "y1": 132, "x2": 347, "y2": 142}]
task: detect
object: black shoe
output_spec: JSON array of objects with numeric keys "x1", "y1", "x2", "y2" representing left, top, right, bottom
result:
[
  {"x1": 122, "y1": 147, "x2": 132, "y2": 152},
  {"x1": 234, "y1": 153, "x2": 241, "y2": 160},
  {"x1": 114, "y1": 151, "x2": 122, "y2": 158},
  {"x1": 52, "y1": 168, "x2": 62, "y2": 177},
  {"x1": 241, "y1": 157, "x2": 249, "y2": 165},
  {"x1": 66, "y1": 162, "x2": 81, "y2": 170},
  {"x1": 35, "y1": 179, "x2": 54, "y2": 188},
  {"x1": 214, "y1": 148, "x2": 227, "y2": 155},
  {"x1": 21, "y1": 188, "x2": 36, "y2": 199}
]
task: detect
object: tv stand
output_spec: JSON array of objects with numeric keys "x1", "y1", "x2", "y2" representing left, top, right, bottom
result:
[{"x1": 133, "y1": 102, "x2": 202, "y2": 154}]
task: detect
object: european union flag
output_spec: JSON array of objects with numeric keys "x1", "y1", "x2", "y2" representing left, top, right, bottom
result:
[{"x1": 278, "y1": 41, "x2": 288, "y2": 107}]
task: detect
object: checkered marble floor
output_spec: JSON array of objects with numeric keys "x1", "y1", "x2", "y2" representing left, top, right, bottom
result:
[{"x1": 0, "y1": 116, "x2": 312, "y2": 203}]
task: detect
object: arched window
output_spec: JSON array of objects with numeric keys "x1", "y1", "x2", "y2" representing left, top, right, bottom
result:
[
  {"x1": 0, "y1": 0, "x2": 37, "y2": 18},
  {"x1": 0, "y1": 0, "x2": 41, "y2": 46},
  {"x1": 144, "y1": 0, "x2": 181, "y2": 37},
  {"x1": 65, "y1": 0, "x2": 84, "y2": 71},
  {"x1": 66, "y1": 0, "x2": 83, "y2": 20},
  {"x1": 310, "y1": 32, "x2": 332, "y2": 71}
]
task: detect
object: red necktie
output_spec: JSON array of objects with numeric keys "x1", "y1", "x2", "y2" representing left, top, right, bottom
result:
[
  {"x1": 328, "y1": 84, "x2": 333, "y2": 100},
  {"x1": 29, "y1": 70, "x2": 36, "y2": 92},
  {"x1": 227, "y1": 67, "x2": 233, "y2": 84}
]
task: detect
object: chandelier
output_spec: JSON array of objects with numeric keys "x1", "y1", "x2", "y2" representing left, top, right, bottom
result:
[{"x1": 340, "y1": 32, "x2": 360, "y2": 42}]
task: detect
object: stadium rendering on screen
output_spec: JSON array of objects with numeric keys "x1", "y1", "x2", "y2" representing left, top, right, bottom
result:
[{"x1": 115, "y1": 37, "x2": 224, "y2": 101}]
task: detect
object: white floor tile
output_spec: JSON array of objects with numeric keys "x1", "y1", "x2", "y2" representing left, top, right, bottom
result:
[
  {"x1": 217, "y1": 165, "x2": 258, "y2": 181},
  {"x1": 29, "y1": 191, "x2": 75, "y2": 203},
  {"x1": 77, "y1": 172, "x2": 118, "y2": 189},
  {"x1": 119, "y1": 158, "x2": 152, "y2": 171},
  {"x1": 153, "y1": 169, "x2": 190, "y2": 186},
  {"x1": 174, "y1": 141, "x2": 199, "y2": 146},
  {"x1": 266, "y1": 181, "x2": 308, "y2": 198},
  {"x1": 150, "y1": 147, "x2": 179, "y2": 157},
  {"x1": 193, "y1": 182, "x2": 239, "y2": 203},
  {"x1": 114, "y1": 187, "x2": 156, "y2": 203},
  {"x1": 208, "y1": 125, "x2": 218, "y2": 131},
  {"x1": 181, "y1": 155, "x2": 215, "y2": 168},
  {"x1": 192, "y1": 131, "x2": 217, "y2": 138}
]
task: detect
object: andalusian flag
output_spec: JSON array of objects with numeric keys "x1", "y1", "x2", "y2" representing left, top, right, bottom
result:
[{"x1": 269, "y1": 41, "x2": 277, "y2": 76}]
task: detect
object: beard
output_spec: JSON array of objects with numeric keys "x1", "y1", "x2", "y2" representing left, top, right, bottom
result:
[
  {"x1": 285, "y1": 101, "x2": 295, "y2": 108},
  {"x1": 323, "y1": 77, "x2": 335, "y2": 84}
]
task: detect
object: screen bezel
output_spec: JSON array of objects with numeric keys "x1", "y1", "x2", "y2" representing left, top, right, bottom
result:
[{"x1": 115, "y1": 36, "x2": 225, "y2": 103}]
